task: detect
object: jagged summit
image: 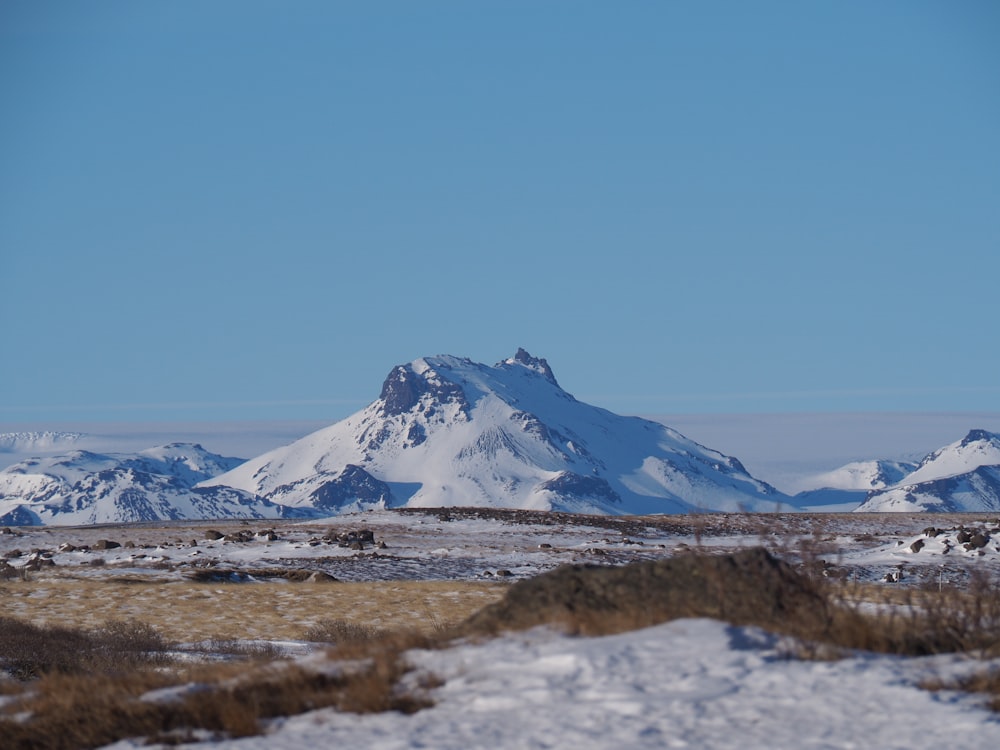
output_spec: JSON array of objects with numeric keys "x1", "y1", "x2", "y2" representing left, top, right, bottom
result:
[
  {"x1": 500, "y1": 348, "x2": 559, "y2": 386},
  {"x1": 205, "y1": 350, "x2": 789, "y2": 515}
]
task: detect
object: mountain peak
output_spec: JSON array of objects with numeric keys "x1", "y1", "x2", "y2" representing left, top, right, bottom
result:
[
  {"x1": 961, "y1": 429, "x2": 999, "y2": 447},
  {"x1": 500, "y1": 348, "x2": 558, "y2": 386}
]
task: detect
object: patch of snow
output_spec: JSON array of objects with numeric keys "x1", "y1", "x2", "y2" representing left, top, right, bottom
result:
[{"x1": 117, "y1": 619, "x2": 1000, "y2": 750}]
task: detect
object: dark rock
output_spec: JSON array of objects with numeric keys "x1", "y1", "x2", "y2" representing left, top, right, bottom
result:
[
  {"x1": 957, "y1": 529, "x2": 973, "y2": 544},
  {"x1": 379, "y1": 363, "x2": 470, "y2": 419},
  {"x1": 969, "y1": 532, "x2": 990, "y2": 549},
  {"x1": 304, "y1": 465, "x2": 394, "y2": 510},
  {"x1": 909, "y1": 539, "x2": 924, "y2": 553},
  {"x1": 536, "y1": 472, "x2": 621, "y2": 505},
  {"x1": 506, "y1": 348, "x2": 559, "y2": 386},
  {"x1": 923, "y1": 527, "x2": 940, "y2": 538},
  {"x1": 93, "y1": 540, "x2": 121, "y2": 550},
  {"x1": 204, "y1": 530, "x2": 224, "y2": 540},
  {"x1": 495, "y1": 569, "x2": 514, "y2": 578}
]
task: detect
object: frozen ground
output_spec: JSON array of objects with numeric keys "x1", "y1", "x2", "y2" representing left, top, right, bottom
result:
[
  {"x1": 100, "y1": 618, "x2": 1000, "y2": 750},
  {"x1": 4, "y1": 507, "x2": 1000, "y2": 586},
  {"x1": 7, "y1": 508, "x2": 1000, "y2": 749}
]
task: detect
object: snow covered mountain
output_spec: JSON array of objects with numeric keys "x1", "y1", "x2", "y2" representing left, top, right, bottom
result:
[
  {"x1": 0, "y1": 431, "x2": 86, "y2": 455},
  {"x1": 855, "y1": 430, "x2": 1000, "y2": 512},
  {"x1": 793, "y1": 459, "x2": 918, "y2": 512},
  {"x1": 203, "y1": 349, "x2": 790, "y2": 515},
  {"x1": 0, "y1": 443, "x2": 283, "y2": 526}
]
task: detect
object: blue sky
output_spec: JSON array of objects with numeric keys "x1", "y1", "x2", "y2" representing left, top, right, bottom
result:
[{"x1": 2, "y1": 1, "x2": 998, "y2": 423}]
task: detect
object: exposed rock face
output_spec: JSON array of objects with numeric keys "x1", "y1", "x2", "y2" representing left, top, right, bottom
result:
[
  {"x1": 379, "y1": 364, "x2": 470, "y2": 418},
  {"x1": 306, "y1": 465, "x2": 394, "y2": 510},
  {"x1": 536, "y1": 472, "x2": 621, "y2": 505},
  {"x1": 505, "y1": 348, "x2": 559, "y2": 387}
]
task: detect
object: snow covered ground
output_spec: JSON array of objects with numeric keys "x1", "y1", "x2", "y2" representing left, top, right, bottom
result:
[
  {"x1": 101, "y1": 618, "x2": 1000, "y2": 750},
  {"x1": 5, "y1": 508, "x2": 1000, "y2": 748},
  {"x1": 4, "y1": 508, "x2": 1000, "y2": 587}
]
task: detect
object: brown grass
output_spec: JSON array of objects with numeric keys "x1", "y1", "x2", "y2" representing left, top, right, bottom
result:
[
  {"x1": 458, "y1": 548, "x2": 1000, "y2": 658},
  {"x1": 0, "y1": 618, "x2": 439, "y2": 750},
  {"x1": 0, "y1": 579, "x2": 504, "y2": 642}
]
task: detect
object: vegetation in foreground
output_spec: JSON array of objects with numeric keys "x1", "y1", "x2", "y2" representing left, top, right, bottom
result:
[{"x1": 5, "y1": 548, "x2": 1000, "y2": 749}]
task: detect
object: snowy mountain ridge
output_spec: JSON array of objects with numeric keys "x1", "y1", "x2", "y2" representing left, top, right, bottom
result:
[
  {"x1": 203, "y1": 349, "x2": 790, "y2": 515},
  {"x1": 0, "y1": 431, "x2": 86, "y2": 453},
  {"x1": 856, "y1": 430, "x2": 1000, "y2": 512},
  {"x1": 0, "y1": 443, "x2": 284, "y2": 526}
]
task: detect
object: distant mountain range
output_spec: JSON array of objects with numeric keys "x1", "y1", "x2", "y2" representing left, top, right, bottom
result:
[
  {"x1": 853, "y1": 430, "x2": 1000, "y2": 512},
  {"x1": 3, "y1": 351, "x2": 1000, "y2": 524},
  {"x1": 0, "y1": 443, "x2": 285, "y2": 525},
  {"x1": 791, "y1": 429, "x2": 1000, "y2": 513},
  {"x1": 0, "y1": 431, "x2": 85, "y2": 454}
]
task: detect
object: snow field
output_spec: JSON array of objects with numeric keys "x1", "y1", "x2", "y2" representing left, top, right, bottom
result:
[{"x1": 130, "y1": 619, "x2": 1000, "y2": 750}]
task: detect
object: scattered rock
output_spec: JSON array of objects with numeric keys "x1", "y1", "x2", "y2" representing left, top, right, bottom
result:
[
  {"x1": 538, "y1": 543, "x2": 553, "y2": 549},
  {"x1": 968, "y1": 532, "x2": 990, "y2": 550},
  {"x1": 956, "y1": 529, "x2": 973, "y2": 544},
  {"x1": 495, "y1": 569, "x2": 514, "y2": 578},
  {"x1": 923, "y1": 527, "x2": 940, "y2": 537},
  {"x1": 93, "y1": 540, "x2": 121, "y2": 551},
  {"x1": 204, "y1": 530, "x2": 224, "y2": 541},
  {"x1": 910, "y1": 539, "x2": 924, "y2": 553}
]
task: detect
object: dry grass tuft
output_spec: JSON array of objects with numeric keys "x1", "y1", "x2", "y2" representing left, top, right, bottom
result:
[
  {"x1": 304, "y1": 618, "x2": 387, "y2": 644},
  {"x1": 0, "y1": 620, "x2": 439, "y2": 750},
  {"x1": 457, "y1": 547, "x2": 1000, "y2": 659}
]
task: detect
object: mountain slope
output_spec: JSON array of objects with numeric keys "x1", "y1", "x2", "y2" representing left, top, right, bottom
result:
[
  {"x1": 0, "y1": 443, "x2": 282, "y2": 525},
  {"x1": 856, "y1": 430, "x2": 1000, "y2": 512},
  {"x1": 204, "y1": 349, "x2": 790, "y2": 514},
  {"x1": 793, "y1": 459, "x2": 919, "y2": 512}
]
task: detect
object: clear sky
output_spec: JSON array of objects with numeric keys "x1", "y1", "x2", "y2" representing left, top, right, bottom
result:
[{"x1": 2, "y1": 1, "x2": 998, "y2": 423}]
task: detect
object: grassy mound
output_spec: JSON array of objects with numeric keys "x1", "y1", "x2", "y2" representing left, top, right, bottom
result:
[{"x1": 461, "y1": 547, "x2": 829, "y2": 637}]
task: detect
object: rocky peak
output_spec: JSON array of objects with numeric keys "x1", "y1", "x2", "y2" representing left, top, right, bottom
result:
[
  {"x1": 502, "y1": 348, "x2": 559, "y2": 386},
  {"x1": 961, "y1": 429, "x2": 998, "y2": 447}
]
